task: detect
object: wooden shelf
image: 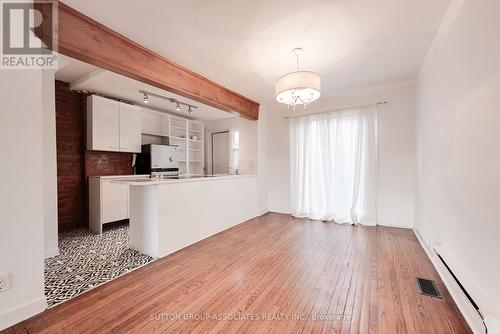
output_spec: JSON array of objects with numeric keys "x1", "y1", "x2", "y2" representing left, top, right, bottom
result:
[
  {"x1": 170, "y1": 136, "x2": 187, "y2": 140},
  {"x1": 170, "y1": 126, "x2": 186, "y2": 131}
]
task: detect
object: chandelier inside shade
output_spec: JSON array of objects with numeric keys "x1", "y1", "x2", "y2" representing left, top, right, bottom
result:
[{"x1": 275, "y1": 71, "x2": 321, "y2": 105}]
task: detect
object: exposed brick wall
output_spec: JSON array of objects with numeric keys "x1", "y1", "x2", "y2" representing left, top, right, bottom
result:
[
  {"x1": 55, "y1": 81, "x2": 133, "y2": 231},
  {"x1": 85, "y1": 152, "x2": 133, "y2": 176},
  {"x1": 55, "y1": 80, "x2": 85, "y2": 231}
]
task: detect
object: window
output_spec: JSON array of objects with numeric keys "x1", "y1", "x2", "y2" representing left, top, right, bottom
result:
[{"x1": 231, "y1": 129, "x2": 240, "y2": 170}]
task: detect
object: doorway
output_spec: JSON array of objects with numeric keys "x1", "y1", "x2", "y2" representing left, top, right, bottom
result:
[{"x1": 211, "y1": 131, "x2": 230, "y2": 174}]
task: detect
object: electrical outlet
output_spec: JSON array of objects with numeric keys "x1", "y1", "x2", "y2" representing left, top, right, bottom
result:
[{"x1": 0, "y1": 274, "x2": 10, "y2": 292}]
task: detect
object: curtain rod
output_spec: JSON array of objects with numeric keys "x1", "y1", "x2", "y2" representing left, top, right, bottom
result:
[{"x1": 283, "y1": 101, "x2": 388, "y2": 119}]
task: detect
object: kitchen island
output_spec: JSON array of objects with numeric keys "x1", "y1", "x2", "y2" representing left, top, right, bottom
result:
[{"x1": 118, "y1": 175, "x2": 260, "y2": 258}]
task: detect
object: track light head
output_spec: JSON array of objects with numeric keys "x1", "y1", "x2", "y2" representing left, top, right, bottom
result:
[
  {"x1": 143, "y1": 93, "x2": 148, "y2": 104},
  {"x1": 176, "y1": 102, "x2": 181, "y2": 112},
  {"x1": 188, "y1": 106, "x2": 193, "y2": 114}
]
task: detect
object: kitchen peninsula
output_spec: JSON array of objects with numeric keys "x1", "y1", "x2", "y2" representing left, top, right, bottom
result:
[{"x1": 119, "y1": 175, "x2": 259, "y2": 258}]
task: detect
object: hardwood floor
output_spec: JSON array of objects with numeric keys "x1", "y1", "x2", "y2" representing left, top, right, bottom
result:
[{"x1": 4, "y1": 213, "x2": 471, "y2": 334}]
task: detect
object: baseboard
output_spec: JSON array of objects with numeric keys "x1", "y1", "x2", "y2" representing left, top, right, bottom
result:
[
  {"x1": 267, "y1": 208, "x2": 291, "y2": 215},
  {"x1": 266, "y1": 213, "x2": 414, "y2": 229},
  {"x1": 258, "y1": 208, "x2": 270, "y2": 216},
  {"x1": 413, "y1": 227, "x2": 486, "y2": 334},
  {"x1": 44, "y1": 247, "x2": 59, "y2": 259},
  {"x1": 377, "y1": 219, "x2": 413, "y2": 229},
  {"x1": 0, "y1": 296, "x2": 47, "y2": 331}
]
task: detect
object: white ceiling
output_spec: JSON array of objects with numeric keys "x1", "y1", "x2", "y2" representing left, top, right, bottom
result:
[
  {"x1": 55, "y1": 54, "x2": 235, "y2": 121},
  {"x1": 60, "y1": 0, "x2": 451, "y2": 109}
]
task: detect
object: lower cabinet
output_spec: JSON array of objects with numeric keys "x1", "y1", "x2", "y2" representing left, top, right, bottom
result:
[{"x1": 89, "y1": 176, "x2": 145, "y2": 233}]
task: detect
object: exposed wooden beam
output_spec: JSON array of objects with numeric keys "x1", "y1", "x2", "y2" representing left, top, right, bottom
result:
[{"x1": 36, "y1": 1, "x2": 259, "y2": 120}]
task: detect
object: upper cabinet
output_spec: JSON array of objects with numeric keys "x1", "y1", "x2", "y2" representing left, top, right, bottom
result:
[
  {"x1": 119, "y1": 103, "x2": 142, "y2": 153},
  {"x1": 141, "y1": 109, "x2": 169, "y2": 137},
  {"x1": 87, "y1": 95, "x2": 142, "y2": 153},
  {"x1": 86, "y1": 95, "x2": 205, "y2": 174},
  {"x1": 87, "y1": 95, "x2": 120, "y2": 151}
]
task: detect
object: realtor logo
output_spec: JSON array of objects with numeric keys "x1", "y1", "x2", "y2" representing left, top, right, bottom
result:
[{"x1": 1, "y1": 0, "x2": 57, "y2": 69}]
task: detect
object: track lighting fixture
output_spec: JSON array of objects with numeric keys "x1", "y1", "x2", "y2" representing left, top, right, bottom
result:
[{"x1": 138, "y1": 90, "x2": 198, "y2": 115}]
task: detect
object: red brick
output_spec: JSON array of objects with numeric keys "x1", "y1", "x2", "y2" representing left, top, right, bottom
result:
[{"x1": 55, "y1": 80, "x2": 133, "y2": 231}]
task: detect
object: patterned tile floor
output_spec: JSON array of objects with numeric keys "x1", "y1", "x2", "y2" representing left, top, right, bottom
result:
[{"x1": 45, "y1": 222, "x2": 154, "y2": 308}]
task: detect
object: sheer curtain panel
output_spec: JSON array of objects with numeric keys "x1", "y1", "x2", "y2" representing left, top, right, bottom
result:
[{"x1": 289, "y1": 106, "x2": 378, "y2": 225}]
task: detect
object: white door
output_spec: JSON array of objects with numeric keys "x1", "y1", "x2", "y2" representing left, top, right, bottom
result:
[
  {"x1": 119, "y1": 103, "x2": 142, "y2": 153},
  {"x1": 212, "y1": 131, "x2": 229, "y2": 174},
  {"x1": 90, "y1": 95, "x2": 120, "y2": 151}
]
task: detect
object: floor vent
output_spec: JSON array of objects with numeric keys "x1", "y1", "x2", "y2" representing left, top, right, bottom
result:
[{"x1": 417, "y1": 277, "x2": 443, "y2": 299}]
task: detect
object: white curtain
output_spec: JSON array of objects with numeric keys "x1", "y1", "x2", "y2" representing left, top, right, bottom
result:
[{"x1": 289, "y1": 106, "x2": 378, "y2": 225}]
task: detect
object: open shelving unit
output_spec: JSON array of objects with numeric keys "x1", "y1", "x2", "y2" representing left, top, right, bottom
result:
[
  {"x1": 140, "y1": 109, "x2": 204, "y2": 176},
  {"x1": 186, "y1": 119, "x2": 205, "y2": 176}
]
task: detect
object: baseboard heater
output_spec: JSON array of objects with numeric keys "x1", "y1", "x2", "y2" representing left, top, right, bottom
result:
[
  {"x1": 434, "y1": 251, "x2": 487, "y2": 333},
  {"x1": 436, "y1": 253, "x2": 479, "y2": 310}
]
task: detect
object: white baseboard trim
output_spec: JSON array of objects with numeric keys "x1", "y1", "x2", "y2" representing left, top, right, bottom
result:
[
  {"x1": 268, "y1": 209, "x2": 291, "y2": 215},
  {"x1": 0, "y1": 295, "x2": 47, "y2": 331},
  {"x1": 413, "y1": 227, "x2": 486, "y2": 334},
  {"x1": 44, "y1": 247, "x2": 59, "y2": 259},
  {"x1": 259, "y1": 208, "x2": 270, "y2": 216},
  {"x1": 377, "y1": 219, "x2": 413, "y2": 229}
]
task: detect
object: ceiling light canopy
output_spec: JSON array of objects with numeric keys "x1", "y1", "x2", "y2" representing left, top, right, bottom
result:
[{"x1": 275, "y1": 48, "x2": 321, "y2": 109}]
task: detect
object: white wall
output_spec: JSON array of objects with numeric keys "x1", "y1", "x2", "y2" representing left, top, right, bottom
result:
[
  {"x1": 0, "y1": 70, "x2": 47, "y2": 329},
  {"x1": 42, "y1": 71, "x2": 59, "y2": 258},
  {"x1": 266, "y1": 106, "x2": 291, "y2": 214},
  {"x1": 415, "y1": 0, "x2": 500, "y2": 320},
  {"x1": 204, "y1": 117, "x2": 258, "y2": 175},
  {"x1": 265, "y1": 81, "x2": 416, "y2": 228}
]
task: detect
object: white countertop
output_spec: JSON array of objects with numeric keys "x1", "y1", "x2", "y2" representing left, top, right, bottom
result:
[
  {"x1": 115, "y1": 174, "x2": 257, "y2": 186},
  {"x1": 89, "y1": 175, "x2": 149, "y2": 179}
]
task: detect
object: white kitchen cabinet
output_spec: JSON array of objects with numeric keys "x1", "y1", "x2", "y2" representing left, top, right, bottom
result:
[
  {"x1": 87, "y1": 95, "x2": 120, "y2": 151},
  {"x1": 89, "y1": 175, "x2": 148, "y2": 233},
  {"x1": 141, "y1": 109, "x2": 169, "y2": 137},
  {"x1": 119, "y1": 103, "x2": 142, "y2": 153},
  {"x1": 87, "y1": 95, "x2": 142, "y2": 153},
  {"x1": 101, "y1": 180, "x2": 129, "y2": 224}
]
